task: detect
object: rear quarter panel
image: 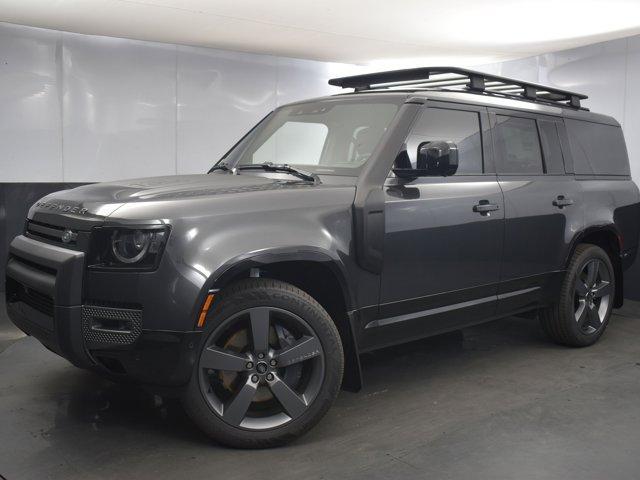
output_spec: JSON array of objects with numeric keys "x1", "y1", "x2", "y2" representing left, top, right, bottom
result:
[{"x1": 578, "y1": 177, "x2": 640, "y2": 260}]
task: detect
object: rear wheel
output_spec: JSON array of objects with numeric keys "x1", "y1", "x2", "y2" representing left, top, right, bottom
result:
[
  {"x1": 183, "y1": 278, "x2": 343, "y2": 448},
  {"x1": 540, "y1": 244, "x2": 615, "y2": 347}
]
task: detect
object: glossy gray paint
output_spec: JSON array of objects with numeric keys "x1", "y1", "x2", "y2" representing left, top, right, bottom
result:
[
  {"x1": 26, "y1": 172, "x2": 360, "y2": 332},
  {"x1": 5, "y1": 89, "x2": 640, "y2": 387}
]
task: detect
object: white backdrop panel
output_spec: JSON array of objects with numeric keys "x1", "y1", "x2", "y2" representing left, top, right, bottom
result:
[
  {"x1": 62, "y1": 33, "x2": 177, "y2": 182},
  {"x1": 0, "y1": 23, "x2": 63, "y2": 182},
  {"x1": 0, "y1": 22, "x2": 360, "y2": 182},
  {"x1": 176, "y1": 46, "x2": 277, "y2": 175}
]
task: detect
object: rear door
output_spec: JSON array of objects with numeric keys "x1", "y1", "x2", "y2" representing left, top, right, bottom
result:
[{"x1": 489, "y1": 109, "x2": 584, "y2": 314}]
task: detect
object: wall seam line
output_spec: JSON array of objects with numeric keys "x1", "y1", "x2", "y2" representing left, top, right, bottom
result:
[
  {"x1": 59, "y1": 31, "x2": 65, "y2": 183},
  {"x1": 275, "y1": 56, "x2": 280, "y2": 108},
  {"x1": 174, "y1": 45, "x2": 179, "y2": 175},
  {"x1": 622, "y1": 37, "x2": 630, "y2": 130}
]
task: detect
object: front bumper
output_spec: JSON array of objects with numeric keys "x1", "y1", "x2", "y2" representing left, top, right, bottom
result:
[{"x1": 5, "y1": 235, "x2": 201, "y2": 386}]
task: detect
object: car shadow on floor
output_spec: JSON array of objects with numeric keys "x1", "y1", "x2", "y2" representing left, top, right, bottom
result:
[{"x1": 33, "y1": 314, "x2": 549, "y2": 451}]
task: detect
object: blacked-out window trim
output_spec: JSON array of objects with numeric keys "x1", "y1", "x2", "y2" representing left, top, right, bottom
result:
[
  {"x1": 534, "y1": 120, "x2": 548, "y2": 174},
  {"x1": 536, "y1": 119, "x2": 568, "y2": 176}
]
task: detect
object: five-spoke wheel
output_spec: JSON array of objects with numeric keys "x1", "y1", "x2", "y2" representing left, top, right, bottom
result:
[
  {"x1": 540, "y1": 243, "x2": 615, "y2": 347},
  {"x1": 198, "y1": 306, "x2": 325, "y2": 430},
  {"x1": 574, "y1": 258, "x2": 613, "y2": 335},
  {"x1": 183, "y1": 278, "x2": 343, "y2": 448}
]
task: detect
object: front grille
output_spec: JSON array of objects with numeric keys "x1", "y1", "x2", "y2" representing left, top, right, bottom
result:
[
  {"x1": 82, "y1": 304, "x2": 143, "y2": 346},
  {"x1": 26, "y1": 220, "x2": 77, "y2": 246},
  {"x1": 11, "y1": 281, "x2": 55, "y2": 317}
]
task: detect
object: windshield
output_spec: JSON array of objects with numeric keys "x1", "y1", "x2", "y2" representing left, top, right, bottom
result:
[{"x1": 213, "y1": 97, "x2": 402, "y2": 176}]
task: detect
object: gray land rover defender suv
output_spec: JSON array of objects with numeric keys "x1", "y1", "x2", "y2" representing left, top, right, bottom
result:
[{"x1": 6, "y1": 67, "x2": 639, "y2": 448}]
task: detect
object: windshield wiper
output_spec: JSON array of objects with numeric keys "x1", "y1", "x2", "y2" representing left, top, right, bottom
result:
[
  {"x1": 235, "y1": 163, "x2": 319, "y2": 183},
  {"x1": 209, "y1": 162, "x2": 230, "y2": 173}
]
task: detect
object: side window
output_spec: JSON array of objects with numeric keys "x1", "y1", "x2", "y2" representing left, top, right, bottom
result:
[
  {"x1": 565, "y1": 119, "x2": 630, "y2": 176},
  {"x1": 401, "y1": 107, "x2": 484, "y2": 175},
  {"x1": 538, "y1": 120, "x2": 566, "y2": 174},
  {"x1": 494, "y1": 115, "x2": 543, "y2": 174}
]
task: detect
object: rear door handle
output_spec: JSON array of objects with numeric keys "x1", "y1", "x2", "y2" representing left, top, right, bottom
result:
[
  {"x1": 552, "y1": 195, "x2": 574, "y2": 208},
  {"x1": 473, "y1": 200, "x2": 500, "y2": 216}
]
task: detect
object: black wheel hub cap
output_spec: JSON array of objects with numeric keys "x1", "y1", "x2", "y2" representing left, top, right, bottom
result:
[{"x1": 256, "y1": 362, "x2": 268, "y2": 374}]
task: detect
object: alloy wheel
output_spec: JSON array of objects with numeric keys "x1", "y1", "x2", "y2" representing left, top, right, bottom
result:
[
  {"x1": 198, "y1": 306, "x2": 325, "y2": 430},
  {"x1": 574, "y1": 258, "x2": 612, "y2": 335}
]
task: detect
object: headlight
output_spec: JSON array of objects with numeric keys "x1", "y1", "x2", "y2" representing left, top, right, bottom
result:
[{"x1": 89, "y1": 226, "x2": 169, "y2": 270}]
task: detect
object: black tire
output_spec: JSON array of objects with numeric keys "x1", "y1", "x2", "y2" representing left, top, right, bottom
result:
[
  {"x1": 182, "y1": 278, "x2": 344, "y2": 448},
  {"x1": 540, "y1": 244, "x2": 615, "y2": 347}
]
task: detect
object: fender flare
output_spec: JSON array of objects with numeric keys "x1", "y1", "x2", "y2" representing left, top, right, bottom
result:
[
  {"x1": 203, "y1": 247, "x2": 355, "y2": 310},
  {"x1": 195, "y1": 247, "x2": 363, "y2": 391},
  {"x1": 565, "y1": 224, "x2": 624, "y2": 306},
  {"x1": 565, "y1": 224, "x2": 622, "y2": 267}
]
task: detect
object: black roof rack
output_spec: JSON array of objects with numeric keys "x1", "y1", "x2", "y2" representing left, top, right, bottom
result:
[{"x1": 328, "y1": 66, "x2": 588, "y2": 110}]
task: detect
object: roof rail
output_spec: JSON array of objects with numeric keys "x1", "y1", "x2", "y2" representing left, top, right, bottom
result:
[{"x1": 328, "y1": 66, "x2": 588, "y2": 110}]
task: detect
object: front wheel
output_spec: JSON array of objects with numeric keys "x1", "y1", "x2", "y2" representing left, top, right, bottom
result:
[
  {"x1": 540, "y1": 244, "x2": 615, "y2": 347},
  {"x1": 183, "y1": 278, "x2": 344, "y2": 448}
]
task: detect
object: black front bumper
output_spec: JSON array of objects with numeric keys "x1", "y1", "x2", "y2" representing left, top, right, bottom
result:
[{"x1": 6, "y1": 235, "x2": 201, "y2": 386}]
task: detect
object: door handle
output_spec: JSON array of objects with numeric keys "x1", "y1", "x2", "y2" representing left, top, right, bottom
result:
[
  {"x1": 473, "y1": 200, "x2": 500, "y2": 216},
  {"x1": 552, "y1": 195, "x2": 574, "y2": 208}
]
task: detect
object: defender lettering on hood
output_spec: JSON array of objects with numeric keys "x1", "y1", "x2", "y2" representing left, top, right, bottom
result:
[{"x1": 34, "y1": 202, "x2": 88, "y2": 215}]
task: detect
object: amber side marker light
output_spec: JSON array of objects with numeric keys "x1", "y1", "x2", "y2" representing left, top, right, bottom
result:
[{"x1": 197, "y1": 292, "x2": 216, "y2": 328}]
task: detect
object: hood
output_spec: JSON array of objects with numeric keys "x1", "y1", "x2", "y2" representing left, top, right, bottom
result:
[{"x1": 28, "y1": 173, "x2": 356, "y2": 225}]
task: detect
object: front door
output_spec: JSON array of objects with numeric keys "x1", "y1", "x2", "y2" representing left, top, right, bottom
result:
[{"x1": 364, "y1": 102, "x2": 505, "y2": 350}]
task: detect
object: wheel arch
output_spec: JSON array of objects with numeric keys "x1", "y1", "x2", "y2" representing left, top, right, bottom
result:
[
  {"x1": 201, "y1": 248, "x2": 363, "y2": 391},
  {"x1": 567, "y1": 225, "x2": 624, "y2": 308}
]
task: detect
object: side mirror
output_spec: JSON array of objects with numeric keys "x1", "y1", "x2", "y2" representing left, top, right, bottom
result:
[
  {"x1": 392, "y1": 141, "x2": 459, "y2": 179},
  {"x1": 417, "y1": 141, "x2": 458, "y2": 176}
]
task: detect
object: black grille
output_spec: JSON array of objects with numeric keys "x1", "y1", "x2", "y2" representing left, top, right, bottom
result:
[
  {"x1": 26, "y1": 220, "x2": 77, "y2": 246},
  {"x1": 82, "y1": 304, "x2": 143, "y2": 345}
]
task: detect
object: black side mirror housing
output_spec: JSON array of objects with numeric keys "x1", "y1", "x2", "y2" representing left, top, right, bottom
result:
[
  {"x1": 392, "y1": 141, "x2": 459, "y2": 178},
  {"x1": 417, "y1": 141, "x2": 459, "y2": 176}
]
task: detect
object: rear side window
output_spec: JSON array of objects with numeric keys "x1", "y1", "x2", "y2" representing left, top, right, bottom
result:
[
  {"x1": 494, "y1": 115, "x2": 543, "y2": 174},
  {"x1": 538, "y1": 120, "x2": 565, "y2": 174},
  {"x1": 403, "y1": 107, "x2": 483, "y2": 175},
  {"x1": 566, "y1": 119, "x2": 630, "y2": 176}
]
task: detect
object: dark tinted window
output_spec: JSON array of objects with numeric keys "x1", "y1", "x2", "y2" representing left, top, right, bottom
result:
[
  {"x1": 494, "y1": 115, "x2": 543, "y2": 174},
  {"x1": 403, "y1": 107, "x2": 483, "y2": 175},
  {"x1": 566, "y1": 119, "x2": 630, "y2": 176},
  {"x1": 538, "y1": 120, "x2": 565, "y2": 174}
]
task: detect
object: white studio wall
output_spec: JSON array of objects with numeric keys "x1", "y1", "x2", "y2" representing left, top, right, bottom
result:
[
  {"x1": 477, "y1": 35, "x2": 640, "y2": 182},
  {"x1": 0, "y1": 21, "x2": 360, "y2": 183}
]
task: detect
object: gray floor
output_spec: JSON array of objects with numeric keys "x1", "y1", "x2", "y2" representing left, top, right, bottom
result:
[{"x1": 2, "y1": 298, "x2": 640, "y2": 480}]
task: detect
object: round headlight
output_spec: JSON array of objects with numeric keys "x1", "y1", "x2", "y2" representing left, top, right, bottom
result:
[{"x1": 111, "y1": 229, "x2": 151, "y2": 264}]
